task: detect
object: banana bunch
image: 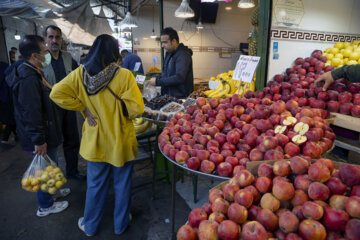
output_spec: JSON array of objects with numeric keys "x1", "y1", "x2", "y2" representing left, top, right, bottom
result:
[
  {"x1": 133, "y1": 118, "x2": 151, "y2": 134},
  {"x1": 205, "y1": 69, "x2": 257, "y2": 98}
]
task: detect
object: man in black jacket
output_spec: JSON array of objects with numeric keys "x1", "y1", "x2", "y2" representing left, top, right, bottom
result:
[
  {"x1": 6, "y1": 35, "x2": 69, "y2": 217},
  {"x1": 149, "y1": 27, "x2": 194, "y2": 99}
]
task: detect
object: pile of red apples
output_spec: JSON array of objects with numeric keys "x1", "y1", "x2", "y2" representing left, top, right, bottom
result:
[
  {"x1": 158, "y1": 95, "x2": 335, "y2": 177},
  {"x1": 177, "y1": 158, "x2": 360, "y2": 240},
  {"x1": 270, "y1": 50, "x2": 360, "y2": 118}
]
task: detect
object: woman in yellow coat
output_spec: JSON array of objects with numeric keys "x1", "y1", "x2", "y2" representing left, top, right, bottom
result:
[{"x1": 50, "y1": 34, "x2": 144, "y2": 236}]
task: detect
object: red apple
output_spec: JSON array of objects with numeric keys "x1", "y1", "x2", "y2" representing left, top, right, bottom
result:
[
  {"x1": 339, "y1": 164, "x2": 360, "y2": 187},
  {"x1": 199, "y1": 160, "x2": 215, "y2": 173},
  {"x1": 218, "y1": 162, "x2": 233, "y2": 177},
  {"x1": 291, "y1": 190, "x2": 309, "y2": 207},
  {"x1": 345, "y1": 219, "x2": 360, "y2": 240},
  {"x1": 227, "y1": 203, "x2": 248, "y2": 225},
  {"x1": 260, "y1": 193, "x2": 280, "y2": 212},
  {"x1": 198, "y1": 220, "x2": 219, "y2": 240},
  {"x1": 241, "y1": 221, "x2": 268, "y2": 240},
  {"x1": 255, "y1": 177, "x2": 273, "y2": 193},
  {"x1": 308, "y1": 182, "x2": 330, "y2": 201},
  {"x1": 272, "y1": 177, "x2": 295, "y2": 201},
  {"x1": 256, "y1": 208, "x2": 279, "y2": 232},
  {"x1": 326, "y1": 177, "x2": 347, "y2": 195},
  {"x1": 212, "y1": 197, "x2": 230, "y2": 215},
  {"x1": 273, "y1": 160, "x2": 291, "y2": 177},
  {"x1": 177, "y1": 225, "x2": 197, "y2": 240},
  {"x1": 346, "y1": 196, "x2": 360, "y2": 218},
  {"x1": 329, "y1": 195, "x2": 348, "y2": 210},
  {"x1": 323, "y1": 207, "x2": 349, "y2": 232},
  {"x1": 308, "y1": 163, "x2": 331, "y2": 182},
  {"x1": 279, "y1": 211, "x2": 299, "y2": 233},
  {"x1": 188, "y1": 208, "x2": 208, "y2": 227},
  {"x1": 299, "y1": 219, "x2": 326, "y2": 240}
]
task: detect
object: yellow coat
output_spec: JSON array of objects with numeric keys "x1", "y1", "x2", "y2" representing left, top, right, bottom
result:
[{"x1": 50, "y1": 66, "x2": 144, "y2": 167}]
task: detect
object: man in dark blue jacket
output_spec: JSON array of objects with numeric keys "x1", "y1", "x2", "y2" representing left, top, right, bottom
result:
[
  {"x1": 121, "y1": 49, "x2": 144, "y2": 74},
  {"x1": 6, "y1": 35, "x2": 69, "y2": 217},
  {"x1": 149, "y1": 27, "x2": 194, "y2": 99}
]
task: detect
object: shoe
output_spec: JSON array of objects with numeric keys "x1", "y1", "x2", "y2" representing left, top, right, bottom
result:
[
  {"x1": 36, "y1": 201, "x2": 69, "y2": 217},
  {"x1": 67, "y1": 173, "x2": 86, "y2": 181},
  {"x1": 53, "y1": 188, "x2": 71, "y2": 200},
  {"x1": 78, "y1": 217, "x2": 94, "y2": 236}
]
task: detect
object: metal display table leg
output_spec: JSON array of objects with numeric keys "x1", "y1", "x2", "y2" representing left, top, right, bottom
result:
[{"x1": 171, "y1": 164, "x2": 177, "y2": 240}]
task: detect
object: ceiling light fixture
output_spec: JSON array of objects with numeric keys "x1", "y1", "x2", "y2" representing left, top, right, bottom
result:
[
  {"x1": 14, "y1": 31, "x2": 21, "y2": 40},
  {"x1": 196, "y1": 20, "x2": 204, "y2": 30},
  {"x1": 120, "y1": 12, "x2": 138, "y2": 29},
  {"x1": 90, "y1": 0, "x2": 101, "y2": 15},
  {"x1": 150, "y1": 6, "x2": 157, "y2": 39},
  {"x1": 238, "y1": 0, "x2": 255, "y2": 8},
  {"x1": 175, "y1": 0, "x2": 195, "y2": 18}
]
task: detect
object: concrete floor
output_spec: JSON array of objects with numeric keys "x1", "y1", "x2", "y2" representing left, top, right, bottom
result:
[{"x1": 0, "y1": 139, "x2": 191, "y2": 240}]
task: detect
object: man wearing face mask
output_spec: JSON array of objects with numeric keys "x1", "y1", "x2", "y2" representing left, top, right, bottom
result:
[
  {"x1": 6, "y1": 35, "x2": 68, "y2": 216},
  {"x1": 42, "y1": 25, "x2": 85, "y2": 181}
]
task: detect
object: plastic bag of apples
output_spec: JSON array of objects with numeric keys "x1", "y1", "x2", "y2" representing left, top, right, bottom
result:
[{"x1": 21, "y1": 154, "x2": 67, "y2": 194}]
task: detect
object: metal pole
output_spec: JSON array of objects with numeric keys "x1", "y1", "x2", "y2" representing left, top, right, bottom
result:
[
  {"x1": 158, "y1": 0, "x2": 164, "y2": 69},
  {"x1": 171, "y1": 164, "x2": 177, "y2": 240}
]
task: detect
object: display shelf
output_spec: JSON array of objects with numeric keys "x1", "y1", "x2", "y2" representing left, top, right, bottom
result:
[{"x1": 330, "y1": 112, "x2": 360, "y2": 132}]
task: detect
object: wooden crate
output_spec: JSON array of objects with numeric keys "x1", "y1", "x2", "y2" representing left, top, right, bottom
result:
[{"x1": 330, "y1": 112, "x2": 360, "y2": 132}]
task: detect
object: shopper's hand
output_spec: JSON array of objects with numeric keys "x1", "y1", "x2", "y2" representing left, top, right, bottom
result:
[
  {"x1": 149, "y1": 77, "x2": 156, "y2": 86},
  {"x1": 84, "y1": 108, "x2": 97, "y2": 126},
  {"x1": 34, "y1": 143, "x2": 47, "y2": 156},
  {"x1": 314, "y1": 71, "x2": 335, "y2": 91}
]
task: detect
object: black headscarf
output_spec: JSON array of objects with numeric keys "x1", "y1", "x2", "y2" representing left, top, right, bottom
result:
[{"x1": 84, "y1": 34, "x2": 120, "y2": 76}]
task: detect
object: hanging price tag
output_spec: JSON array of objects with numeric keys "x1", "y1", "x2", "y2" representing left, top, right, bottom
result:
[
  {"x1": 208, "y1": 80, "x2": 220, "y2": 90},
  {"x1": 233, "y1": 55, "x2": 261, "y2": 82},
  {"x1": 135, "y1": 75, "x2": 146, "y2": 84}
]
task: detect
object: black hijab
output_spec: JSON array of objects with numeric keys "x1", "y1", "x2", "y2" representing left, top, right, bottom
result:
[{"x1": 84, "y1": 34, "x2": 120, "y2": 76}]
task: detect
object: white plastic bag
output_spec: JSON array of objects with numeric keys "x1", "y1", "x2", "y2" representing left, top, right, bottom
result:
[
  {"x1": 142, "y1": 81, "x2": 158, "y2": 101},
  {"x1": 21, "y1": 155, "x2": 67, "y2": 194}
]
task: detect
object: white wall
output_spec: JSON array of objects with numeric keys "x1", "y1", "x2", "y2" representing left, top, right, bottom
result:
[
  {"x1": 132, "y1": 0, "x2": 254, "y2": 79},
  {"x1": 268, "y1": 0, "x2": 360, "y2": 81},
  {"x1": 2, "y1": 17, "x2": 37, "y2": 64}
]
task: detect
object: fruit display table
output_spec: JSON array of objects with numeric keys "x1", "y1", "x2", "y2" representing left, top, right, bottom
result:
[{"x1": 159, "y1": 145, "x2": 230, "y2": 240}]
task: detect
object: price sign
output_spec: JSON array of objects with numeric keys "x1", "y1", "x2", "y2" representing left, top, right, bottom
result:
[
  {"x1": 135, "y1": 75, "x2": 146, "y2": 84},
  {"x1": 233, "y1": 55, "x2": 261, "y2": 83},
  {"x1": 209, "y1": 80, "x2": 220, "y2": 90}
]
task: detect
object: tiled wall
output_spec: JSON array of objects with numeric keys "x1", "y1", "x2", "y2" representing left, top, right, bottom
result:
[
  {"x1": 268, "y1": 0, "x2": 360, "y2": 81},
  {"x1": 132, "y1": 0, "x2": 254, "y2": 79}
]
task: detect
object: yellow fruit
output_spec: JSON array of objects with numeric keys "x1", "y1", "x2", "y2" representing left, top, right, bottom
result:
[
  {"x1": 348, "y1": 60, "x2": 358, "y2": 65},
  {"x1": 26, "y1": 186, "x2": 33, "y2": 191},
  {"x1": 340, "y1": 49, "x2": 345, "y2": 53},
  {"x1": 353, "y1": 40, "x2": 360, "y2": 45},
  {"x1": 41, "y1": 183, "x2": 48, "y2": 191},
  {"x1": 334, "y1": 42, "x2": 344, "y2": 49},
  {"x1": 62, "y1": 178, "x2": 67, "y2": 184},
  {"x1": 45, "y1": 166, "x2": 54, "y2": 172},
  {"x1": 331, "y1": 48, "x2": 340, "y2": 55},
  {"x1": 325, "y1": 48, "x2": 331, "y2": 53},
  {"x1": 358, "y1": 59, "x2": 360, "y2": 64},
  {"x1": 343, "y1": 58, "x2": 349, "y2": 64},
  {"x1": 55, "y1": 173, "x2": 64, "y2": 181},
  {"x1": 32, "y1": 185, "x2": 40, "y2": 192},
  {"x1": 21, "y1": 178, "x2": 31, "y2": 187},
  {"x1": 35, "y1": 170, "x2": 43, "y2": 178},
  {"x1": 49, "y1": 171, "x2": 56, "y2": 178},
  {"x1": 31, "y1": 178, "x2": 39, "y2": 186},
  {"x1": 343, "y1": 49, "x2": 352, "y2": 58},
  {"x1": 48, "y1": 187, "x2": 57, "y2": 195},
  {"x1": 331, "y1": 58, "x2": 342, "y2": 67},
  {"x1": 326, "y1": 53, "x2": 334, "y2": 60},
  {"x1": 350, "y1": 52, "x2": 360, "y2": 60},
  {"x1": 55, "y1": 181, "x2": 64, "y2": 188},
  {"x1": 335, "y1": 53, "x2": 343, "y2": 59},
  {"x1": 53, "y1": 168, "x2": 61, "y2": 174},
  {"x1": 337, "y1": 65, "x2": 343, "y2": 68},
  {"x1": 40, "y1": 173, "x2": 49, "y2": 182},
  {"x1": 47, "y1": 179, "x2": 55, "y2": 187},
  {"x1": 325, "y1": 61, "x2": 331, "y2": 66},
  {"x1": 344, "y1": 42, "x2": 351, "y2": 47}
]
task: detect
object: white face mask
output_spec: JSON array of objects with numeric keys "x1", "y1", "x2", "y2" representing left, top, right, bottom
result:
[{"x1": 37, "y1": 52, "x2": 51, "y2": 67}]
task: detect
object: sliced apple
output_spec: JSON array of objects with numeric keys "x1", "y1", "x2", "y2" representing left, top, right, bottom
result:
[
  {"x1": 292, "y1": 134, "x2": 307, "y2": 145},
  {"x1": 275, "y1": 125, "x2": 287, "y2": 134},
  {"x1": 293, "y1": 122, "x2": 310, "y2": 135},
  {"x1": 282, "y1": 116, "x2": 297, "y2": 126}
]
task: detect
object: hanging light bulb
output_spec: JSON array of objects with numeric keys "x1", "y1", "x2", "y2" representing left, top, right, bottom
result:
[
  {"x1": 175, "y1": 0, "x2": 195, "y2": 18},
  {"x1": 238, "y1": 0, "x2": 255, "y2": 8},
  {"x1": 120, "y1": 12, "x2": 138, "y2": 29},
  {"x1": 196, "y1": 20, "x2": 204, "y2": 30},
  {"x1": 150, "y1": 29, "x2": 157, "y2": 39},
  {"x1": 14, "y1": 31, "x2": 21, "y2": 40},
  {"x1": 90, "y1": 0, "x2": 101, "y2": 15}
]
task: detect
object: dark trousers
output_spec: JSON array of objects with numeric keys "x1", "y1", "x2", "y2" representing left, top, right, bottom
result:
[
  {"x1": 1, "y1": 123, "x2": 16, "y2": 141},
  {"x1": 60, "y1": 109, "x2": 80, "y2": 176}
]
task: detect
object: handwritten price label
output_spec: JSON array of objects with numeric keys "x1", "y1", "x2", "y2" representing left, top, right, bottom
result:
[{"x1": 233, "y1": 55, "x2": 260, "y2": 83}]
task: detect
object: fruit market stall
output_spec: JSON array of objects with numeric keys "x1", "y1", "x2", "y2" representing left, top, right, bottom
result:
[{"x1": 177, "y1": 158, "x2": 360, "y2": 240}]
